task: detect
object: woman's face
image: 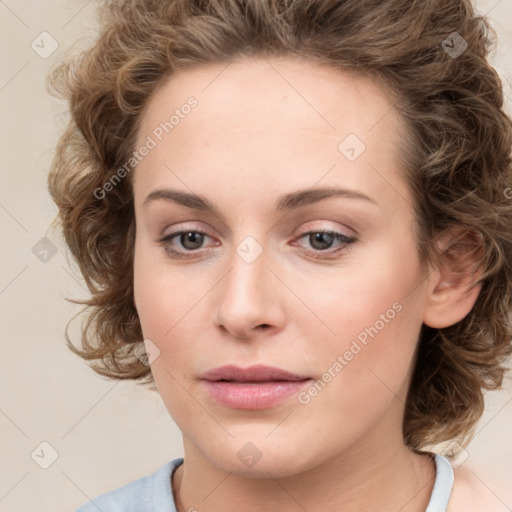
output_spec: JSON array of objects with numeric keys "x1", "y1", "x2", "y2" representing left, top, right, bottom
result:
[{"x1": 132, "y1": 57, "x2": 430, "y2": 476}]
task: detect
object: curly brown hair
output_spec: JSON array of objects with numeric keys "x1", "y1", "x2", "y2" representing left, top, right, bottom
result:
[{"x1": 47, "y1": 0, "x2": 512, "y2": 454}]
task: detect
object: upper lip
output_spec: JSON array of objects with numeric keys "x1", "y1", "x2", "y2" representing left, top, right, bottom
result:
[{"x1": 200, "y1": 364, "x2": 311, "y2": 382}]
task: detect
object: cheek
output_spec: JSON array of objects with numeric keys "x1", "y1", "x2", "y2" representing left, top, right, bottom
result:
[
  {"x1": 133, "y1": 241, "x2": 207, "y2": 396},
  {"x1": 293, "y1": 291, "x2": 423, "y2": 452},
  {"x1": 299, "y1": 232, "x2": 422, "y2": 348},
  {"x1": 133, "y1": 261, "x2": 169, "y2": 341},
  {"x1": 133, "y1": 238, "x2": 189, "y2": 340},
  {"x1": 297, "y1": 234, "x2": 424, "y2": 400},
  {"x1": 133, "y1": 257, "x2": 193, "y2": 424}
]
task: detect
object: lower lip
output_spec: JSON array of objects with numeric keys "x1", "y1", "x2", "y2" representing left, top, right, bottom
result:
[{"x1": 203, "y1": 379, "x2": 312, "y2": 409}]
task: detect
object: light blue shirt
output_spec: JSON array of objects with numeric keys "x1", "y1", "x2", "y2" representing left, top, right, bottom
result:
[{"x1": 76, "y1": 453, "x2": 454, "y2": 511}]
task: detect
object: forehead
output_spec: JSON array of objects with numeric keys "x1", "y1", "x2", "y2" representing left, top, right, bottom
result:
[
  {"x1": 137, "y1": 56, "x2": 401, "y2": 142},
  {"x1": 133, "y1": 57, "x2": 409, "y2": 213}
]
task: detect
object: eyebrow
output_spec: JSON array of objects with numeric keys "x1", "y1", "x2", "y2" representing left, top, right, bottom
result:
[{"x1": 142, "y1": 186, "x2": 379, "y2": 215}]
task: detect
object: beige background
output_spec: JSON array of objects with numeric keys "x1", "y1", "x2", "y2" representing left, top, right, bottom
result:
[{"x1": 1, "y1": 1, "x2": 511, "y2": 510}]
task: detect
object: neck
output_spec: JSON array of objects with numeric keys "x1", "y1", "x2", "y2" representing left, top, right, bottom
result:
[{"x1": 172, "y1": 430, "x2": 436, "y2": 512}]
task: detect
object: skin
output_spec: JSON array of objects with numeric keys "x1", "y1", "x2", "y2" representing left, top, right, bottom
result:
[{"x1": 132, "y1": 57, "x2": 486, "y2": 511}]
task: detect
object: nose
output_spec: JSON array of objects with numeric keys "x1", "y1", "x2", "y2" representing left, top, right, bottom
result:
[{"x1": 214, "y1": 241, "x2": 286, "y2": 340}]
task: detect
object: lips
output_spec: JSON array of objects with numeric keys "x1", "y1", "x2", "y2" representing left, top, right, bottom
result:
[
  {"x1": 200, "y1": 364, "x2": 310, "y2": 383},
  {"x1": 200, "y1": 364, "x2": 312, "y2": 409}
]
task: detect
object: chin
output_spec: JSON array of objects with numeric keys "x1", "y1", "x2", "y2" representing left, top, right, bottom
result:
[{"x1": 197, "y1": 431, "x2": 327, "y2": 479}]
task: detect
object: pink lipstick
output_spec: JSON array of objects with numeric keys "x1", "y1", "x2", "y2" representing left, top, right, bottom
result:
[{"x1": 200, "y1": 364, "x2": 312, "y2": 409}]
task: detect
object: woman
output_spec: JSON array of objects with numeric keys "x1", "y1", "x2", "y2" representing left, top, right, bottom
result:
[{"x1": 47, "y1": 0, "x2": 512, "y2": 510}]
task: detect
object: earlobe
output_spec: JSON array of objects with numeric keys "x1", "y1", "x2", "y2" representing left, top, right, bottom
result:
[{"x1": 423, "y1": 228, "x2": 484, "y2": 329}]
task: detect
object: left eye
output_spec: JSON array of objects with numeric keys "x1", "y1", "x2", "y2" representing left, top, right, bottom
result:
[
  {"x1": 297, "y1": 230, "x2": 355, "y2": 251},
  {"x1": 158, "y1": 230, "x2": 216, "y2": 259},
  {"x1": 158, "y1": 229, "x2": 356, "y2": 260}
]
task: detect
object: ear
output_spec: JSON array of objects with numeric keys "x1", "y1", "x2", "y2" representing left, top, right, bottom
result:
[{"x1": 423, "y1": 227, "x2": 485, "y2": 329}]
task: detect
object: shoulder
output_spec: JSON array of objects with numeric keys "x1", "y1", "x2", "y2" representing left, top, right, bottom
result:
[
  {"x1": 448, "y1": 463, "x2": 508, "y2": 512},
  {"x1": 75, "y1": 458, "x2": 183, "y2": 512}
]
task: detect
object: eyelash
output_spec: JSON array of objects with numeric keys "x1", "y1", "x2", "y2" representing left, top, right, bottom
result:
[{"x1": 158, "y1": 227, "x2": 357, "y2": 261}]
